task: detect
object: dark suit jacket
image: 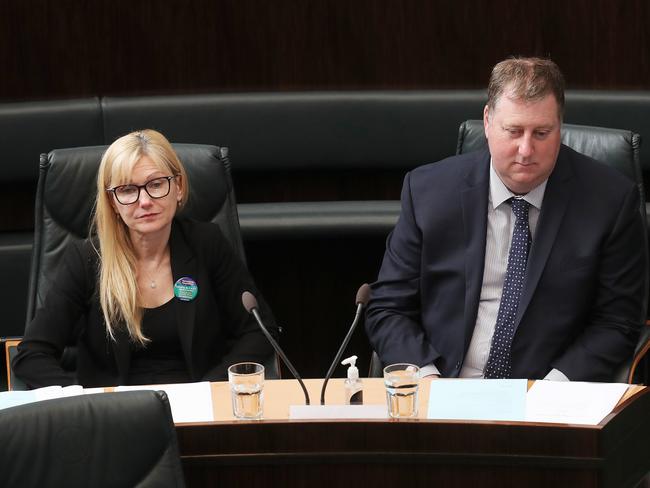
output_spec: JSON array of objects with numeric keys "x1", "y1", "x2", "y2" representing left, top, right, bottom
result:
[
  {"x1": 14, "y1": 219, "x2": 275, "y2": 388},
  {"x1": 366, "y1": 145, "x2": 646, "y2": 381}
]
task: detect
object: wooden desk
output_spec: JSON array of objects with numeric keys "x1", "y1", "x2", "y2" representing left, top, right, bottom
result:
[{"x1": 176, "y1": 379, "x2": 650, "y2": 487}]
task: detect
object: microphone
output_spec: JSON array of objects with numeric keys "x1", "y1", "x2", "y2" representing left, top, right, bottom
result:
[
  {"x1": 320, "y1": 283, "x2": 371, "y2": 405},
  {"x1": 242, "y1": 291, "x2": 311, "y2": 405}
]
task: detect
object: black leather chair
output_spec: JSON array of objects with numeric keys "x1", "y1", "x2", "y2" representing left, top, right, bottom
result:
[
  {"x1": 457, "y1": 120, "x2": 649, "y2": 384},
  {"x1": 369, "y1": 122, "x2": 650, "y2": 382},
  {"x1": 17, "y1": 143, "x2": 278, "y2": 388},
  {"x1": 0, "y1": 390, "x2": 185, "y2": 487}
]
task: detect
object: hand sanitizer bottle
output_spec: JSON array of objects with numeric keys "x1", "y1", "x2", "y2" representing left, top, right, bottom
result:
[{"x1": 341, "y1": 355, "x2": 363, "y2": 405}]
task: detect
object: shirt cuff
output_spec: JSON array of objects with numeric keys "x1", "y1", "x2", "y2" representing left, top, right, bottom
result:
[
  {"x1": 420, "y1": 364, "x2": 441, "y2": 378},
  {"x1": 543, "y1": 368, "x2": 569, "y2": 381}
]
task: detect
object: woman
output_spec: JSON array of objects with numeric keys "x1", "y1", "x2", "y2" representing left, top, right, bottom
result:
[{"x1": 13, "y1": 129, "x2": 275, "y2": 388}]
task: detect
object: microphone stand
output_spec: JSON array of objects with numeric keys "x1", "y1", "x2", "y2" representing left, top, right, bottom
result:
[
  {"x1": 320, "y1": 283, "x2": 370, "y2": 405},
  {"x1": 243, "y1": 292, "x2": 311, "y2": 405},
  {"x1": 250, "y1": 308, "x2": 311, "y2": 405}
]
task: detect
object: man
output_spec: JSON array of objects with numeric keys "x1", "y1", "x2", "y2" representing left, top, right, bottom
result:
[{"x1": 366, "y1": 57, "x2": 646, "y2": 381}]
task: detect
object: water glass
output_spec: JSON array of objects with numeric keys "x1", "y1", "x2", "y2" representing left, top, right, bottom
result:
[
  {"x1": 228, "y1": 362, "x2": 264, "y2": 419},
  {"x1": 383, "y1": 363, "x2": 420, "y2": 418}
]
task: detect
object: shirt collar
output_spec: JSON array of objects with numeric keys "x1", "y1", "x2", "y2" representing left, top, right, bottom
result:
[{"x1": 489, "y1": 160, "x2": 547, "y2": 210}]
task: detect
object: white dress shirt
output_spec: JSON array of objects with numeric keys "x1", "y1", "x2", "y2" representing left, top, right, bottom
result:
[{"x1": 421, "y1": 162, "x2": 568, "y2": 381}]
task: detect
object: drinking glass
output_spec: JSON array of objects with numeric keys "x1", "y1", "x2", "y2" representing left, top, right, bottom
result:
[
  {"x1": 383, "y1": 363, "x2": 420, "y2": 418},
  {"x1": 228, "y1": 362, "x2": 264, "y2": 419}
]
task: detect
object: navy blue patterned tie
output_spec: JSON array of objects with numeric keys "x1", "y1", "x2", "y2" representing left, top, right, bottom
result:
[{"x1": 484, "y1": 198, "x2": 531, "y2": 379}]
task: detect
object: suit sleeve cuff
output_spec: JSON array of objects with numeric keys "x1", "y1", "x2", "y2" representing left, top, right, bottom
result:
[
  {"x1": 420, "y1": 364, "x2": 441, "y2": 378},
  {"x1": 543, "y1": 368, "x2": 569, "y2": 381}
]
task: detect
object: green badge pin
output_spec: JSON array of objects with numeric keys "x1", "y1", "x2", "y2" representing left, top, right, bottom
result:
[{"x1": 174, "y1": 277, "x2": 199, "y2": 301}]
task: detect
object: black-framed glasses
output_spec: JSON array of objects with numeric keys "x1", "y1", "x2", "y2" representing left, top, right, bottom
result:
[{"x1": 106, "y1": 175, "x2": 177, "y2": 205}]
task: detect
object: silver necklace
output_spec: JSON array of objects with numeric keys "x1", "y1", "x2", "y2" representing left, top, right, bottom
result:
[
  {"x1": 141, "y1": 251, "x2": 169, "y2": 290},
  {"x1": 143, "y1": 269, "x2": 158, "y2": 289}
]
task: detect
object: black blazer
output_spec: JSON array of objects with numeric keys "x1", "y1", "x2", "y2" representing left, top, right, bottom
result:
[
  {"x1": 366, "y1": 145, "x2": 646, "y2": 381},
  {"x1": 14, "y1": 219, "x2": 275, "y2": 388}
]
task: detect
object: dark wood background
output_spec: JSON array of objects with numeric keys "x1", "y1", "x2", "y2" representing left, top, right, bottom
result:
[
  {"x1": 2, "y1": 0, "x2": 649, "y2": 378},
  {"x1": 2, "y1": 0, "x2": 649, "y2": 101}
]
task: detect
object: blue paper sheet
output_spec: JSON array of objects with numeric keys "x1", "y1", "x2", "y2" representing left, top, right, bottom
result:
[
  {"x1": 427, "y1": 379, "x2": 527, "y2": 421},
  {"x1": 0, "y1": 390, "x2": 39, "y2": 411}
]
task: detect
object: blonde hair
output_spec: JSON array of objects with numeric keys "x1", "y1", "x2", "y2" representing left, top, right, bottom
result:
[{"x1": 93, "y1": 129, "x2": 189, "y2": 344}]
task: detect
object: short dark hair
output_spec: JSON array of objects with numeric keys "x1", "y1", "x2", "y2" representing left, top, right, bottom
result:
[{"x1": 486, "y1": 57, "x2": 565, "y2": 119}]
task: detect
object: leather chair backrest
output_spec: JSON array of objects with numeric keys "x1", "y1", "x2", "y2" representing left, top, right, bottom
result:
[
  {"x1": 457, "y1": 120, "x2": 649, "y2": 383},
  {"x1": 28, "y1": 144, "x2": 244, "y2": 319},
  {"x1": 0, "y1": 98, "x2": 103, "y2": 183},
  {"x1": 102, "y1": 91, "x2": 487, "y2": 172},
  {"x1": 24, "y1": 142, "x2": 280, "y2": 380},
  {"x1": 0, "y1": 390, "x2": 185, "y2": 488}
]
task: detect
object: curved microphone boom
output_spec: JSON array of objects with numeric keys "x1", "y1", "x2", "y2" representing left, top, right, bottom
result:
[
  {"x1": 320, "y1": 283, "x2": 371, "y2": 405},
  {"x1": 242, "y1": 291, "x2": 311, "y2": 405}
]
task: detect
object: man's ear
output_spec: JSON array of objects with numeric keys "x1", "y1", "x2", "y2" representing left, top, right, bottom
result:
[{"x1": 483, "y1": 105, "x2": 490, "y2": 139}]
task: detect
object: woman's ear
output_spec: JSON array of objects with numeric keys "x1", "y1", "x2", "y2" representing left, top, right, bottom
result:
[
  {"x1": 109, "y1": 194, "x2": 119, "y2": 214},
  {"x1": 175, "y1": 175, "x2": 183, "y2": 203}
]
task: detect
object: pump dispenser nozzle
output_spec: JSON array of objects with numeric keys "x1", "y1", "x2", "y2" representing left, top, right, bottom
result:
[
  {"x1": 341, "y1": 355, "x2": 363, "y2": 404},
  {"x1": 341, "y1": 355, "x2": 359, "y2": 380}
]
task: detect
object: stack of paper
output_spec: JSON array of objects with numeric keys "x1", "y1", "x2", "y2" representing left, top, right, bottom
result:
[{"x1": 524, "y1": 381, "x2": 629, "y2": 425}]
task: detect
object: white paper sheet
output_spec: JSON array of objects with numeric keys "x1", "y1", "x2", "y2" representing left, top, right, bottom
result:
[
  {"x1": 83, "y1": 387, "x2": 107, "y2": 395},
  {"x1": 33, "y1": 384, "x2": 85, "y2": 400},
  {"x1": 525, "y1": 381, "x2": 629, "y2": 425},
  {"x1": 115, "y1": 381, "x2": 214, "y2": 423},
  {"x1": 289, "y1": 404, "x2": 388, "y2": 419}
]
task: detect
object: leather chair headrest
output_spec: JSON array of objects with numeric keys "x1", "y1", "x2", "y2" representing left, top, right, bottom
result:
[{"x1": 44, "y1": 144, "x2": 229, "y2": 238}]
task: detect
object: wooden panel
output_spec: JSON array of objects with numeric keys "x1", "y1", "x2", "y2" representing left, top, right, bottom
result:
[
  {"x1": 3, "y1": 339, "x2": 21, "y2": 391},
  {"x1": 1, "y1": 0, "x2": 649, "y2": 101},
  {"x1": 176, "y1": 381, "x2": 650, "y2": 487}
]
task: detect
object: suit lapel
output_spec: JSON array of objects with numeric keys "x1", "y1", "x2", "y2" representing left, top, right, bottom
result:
[
  {"x1": 461, "y1": 151, "x2": 490, "y2": 347},
  {"x1": 515, "y1": 147, "x2": 574, "y2": 329},
  {"x1": 169, "y1": 220, "x2": 198, "y2": 378}
]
